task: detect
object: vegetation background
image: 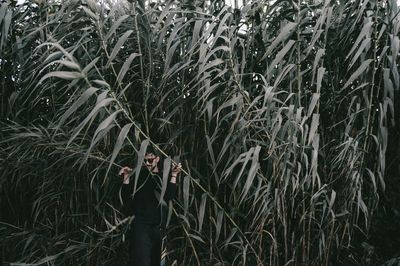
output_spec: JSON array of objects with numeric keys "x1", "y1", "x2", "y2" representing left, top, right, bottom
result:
[{"x1": 0, "y1": 0, "x2": 399, "y2": 265}]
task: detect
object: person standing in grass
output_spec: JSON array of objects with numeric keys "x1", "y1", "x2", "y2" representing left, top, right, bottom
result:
[{"x1": 119, "y1": 147, "x2": 181, "y2": 266}]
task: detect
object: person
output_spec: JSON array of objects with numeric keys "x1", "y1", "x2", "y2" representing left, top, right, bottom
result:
[{"x1": 119, "y1": 147, "x2": 181, "y2": 266}]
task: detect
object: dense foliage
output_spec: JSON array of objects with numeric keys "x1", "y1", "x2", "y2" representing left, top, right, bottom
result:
[{"x1": 0, "y1": 0, "x2": 399, "y2": 265}]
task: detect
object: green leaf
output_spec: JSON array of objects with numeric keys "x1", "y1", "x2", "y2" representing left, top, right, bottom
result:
[
  {"x1": 265, "y1": 22, "x2": 297, "y2": 55},
  {"x1": 346, "y1": 21, "x2": 372, "y2": 61},
  {"x1": 105, "y1": 123, "x2": 134, "y2": 182},
  {"x1": 132, "y1": 140, "x2": 149, "y2": 193},
  {"x1": 316, "y1": 67, "x2": 325, "y2": 94},
  {"x1": 57, "y1": 87, "x2": 99, "y2": 129},
  {"x1": 348, "y1": 37, "x2": 371, "y2": 69},
  {"x1": 106, "y1": 30, "x2": 133, "y2": 67},
  {"x1": 215, "y1": 209, "x2": 223, "y2": 243},
  {"x1": 211, "y1": 12, "x2": 231, "y2": 45},
  {"x1": 307, "y1": 93, "x2": 320, "y2": 117},
  {"x1": 45, "y1": 60, "x2": 81, "y2": 71},
  {"x1": 273, "y1": 64, "x2": 296, "y2": 88},
  {"x1": 266, "y1": 40, "x2": 296, "y2": 77},
  {"x1": 342, "y1": 59, "x2": 373, "y2": 90},
  {"x1": 68, "y1": 96, "x2": 114, "y2": 146},
  {"x1": 105, "y1": 15, "x2": 130, "y2": 40},
  {"x1": 82, "y1": 57, "x2": 100, "y2": 75},
  {"x1": 38, "y1": 71, "x2": 83, "y2": 84},
  {"x1": 390, "y1": 34, "x2": 399, "y2": 88},
  {"x1": 308, "y1": 114, "x2": 320, "y2": 145},
  {"x1": 92, "y1": 110, "x2": 122, "y2": 141},
  {"x1": 0, "y1": 3, "x2": 8, "y2": 26},
  {"x1": 36, "y1": 42, "x2": 75, "y2": 62},
  {"x1": 116, "y1": 53, "x2": 141, "y2": 85},
  {"x1": 82, "y1": 6, "x2": 99, "y2": 21},
  {"x1": 191, "y1": 20, "x2": 203, "y2": 46},
  {"x1": 0, "y1": 10, "x2": 12, "y2": 50},
  {"x1": 183, "y1": 175, "x2": 190, "y2": 215},
  {"x1": 328, "y1": 190, "x2": 336, "y2": 215},
  {"x1": 240, "y1": 145, "x2": 261, "y2": 203},
  {"x1": 198, "y1": 193, "x2": 207, "y2": 233},
  {"x1": 85, "y1": 123, "x2": 116, "y2": 164},
  {"x1": 311, "y1": 49, "x2": 325, "y2": 86},
  {"x1": 159, "y1": 156, "x2": 171, "y2": 204}
]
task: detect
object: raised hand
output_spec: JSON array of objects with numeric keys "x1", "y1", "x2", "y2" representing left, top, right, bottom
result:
[
  {"x1": 119, "y1": 166, "x2": 133, "y2": 184},
  {"x1": 171, "y1": 162, "x2": 182, "y2": 183}
]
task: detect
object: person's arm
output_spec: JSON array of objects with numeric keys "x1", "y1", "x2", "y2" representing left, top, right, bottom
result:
[
  {"x1": 165, "y1": 163, "x2": 182, "y2": 201},
  {"x1": 165, "y1": 177, "x2": 177, "y2": 201}
]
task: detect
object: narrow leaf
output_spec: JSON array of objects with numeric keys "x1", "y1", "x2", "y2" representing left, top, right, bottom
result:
[
  {"x1": 308, "y1": 114, "x2": 320, "y2": 145},
  {"x1": 106, "y1": 30, "x2": 133, "y2": 67},
  {"x1": 346, "y1": 21, "x2": 372, "y2": 60},
  {"x1": 311, "y1": 49, "x2": 325, "y2": 86},
  {"x1": 116, "y1": 53, "x2": 141, "y2": 85},
  {"x1": 307, "y1": 93, "x2": 320, "y2": 117},
  {"x1": 342, "y1": 59, "x2": 373, "y2": 90},
  {"x1": 92, "y1": 110, "x2": 122, "y2": 141},
  {"x1": 68, "y1": 97, "x2": 114, "y2": 145},
  {"x1": 107, "y1": 123, "x2": 133, "y2": 177},
  {"x1": 105, "y1": 15, "x2": 130, "y2": 40},
  {"x1": 183, "y1": 175, "x2": 190, "y2": 215},
  {"x1": 58, "y1": 87, "x2": 99, "y2": 129},
  {"x1": 38, "y1": 71, "x2": 83, "y2": 84},
  {"x1": 266, "y1": 22, "x2": 297, "y2": 55},
  {"x1": 82, "y1": 57, "x2": 100, "y2": 74},
  {"x1": 82, "y1": 6, "x2": 99, "y2": 21},
  {"x1": 159, "y1": 157, "x2": 172, "y2": 204},
  {"x1": 240, "y1": 145, "x2": 261, "y2": 203},
  {"x1": 349, "y1": 37, "x2": 371, "y2": 69},
  {"x1": 215, "y1": 209, "x2": 223, "y2": 243},
  {"x1": 266, "y1": 40, "x2": 296, "y2": 77},
  {"x1": 198, "y1": 193, "x2": 207, "y2": 233}
]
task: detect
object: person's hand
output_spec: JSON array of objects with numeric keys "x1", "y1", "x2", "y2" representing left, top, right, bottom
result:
[
  {"x1": 119, "y1": 166, "x2": 133, "y2": 184},
  {"x1": 171, "y1": 162, "x2": 182, "y2": 183}
]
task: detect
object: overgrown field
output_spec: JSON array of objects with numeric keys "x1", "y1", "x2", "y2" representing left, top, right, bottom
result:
[{"x1": 0, "y1": 0, "x2": 399, "y2": 265}]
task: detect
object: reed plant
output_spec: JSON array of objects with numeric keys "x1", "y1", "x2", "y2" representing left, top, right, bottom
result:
[{"x1": 0, "y1": 0, "x2": 399, "y2": 265}]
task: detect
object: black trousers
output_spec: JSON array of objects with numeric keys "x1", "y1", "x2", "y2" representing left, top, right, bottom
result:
[{"x1": 127, "y1": 221, "x2": 164, "y2": 266}]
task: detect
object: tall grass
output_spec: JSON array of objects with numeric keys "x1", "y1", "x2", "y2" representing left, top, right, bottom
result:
[{"x1": 0, "y1": 0, "x2": 399, "y2": 265}]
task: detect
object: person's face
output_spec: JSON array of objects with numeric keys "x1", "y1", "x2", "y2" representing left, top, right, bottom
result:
[{"x1": 144, "y1": 153, "x2": 159, "y2": 171}]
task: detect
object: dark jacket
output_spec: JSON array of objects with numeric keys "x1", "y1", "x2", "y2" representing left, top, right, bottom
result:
[{"x1": 121, "y1": 168, "x2": 177, "y2": 226}]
